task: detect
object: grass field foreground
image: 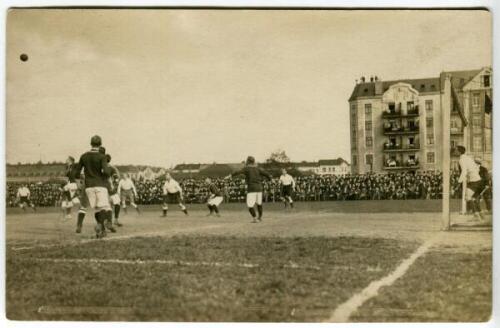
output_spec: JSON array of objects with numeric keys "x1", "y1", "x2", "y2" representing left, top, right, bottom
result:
[{"x1": 7, "y1": 236, "x2": 417, "y2": 321}]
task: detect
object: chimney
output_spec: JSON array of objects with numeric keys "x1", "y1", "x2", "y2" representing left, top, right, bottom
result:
[
  {"x1": 375, "y1": 76, "x2": 383, "y2": 95},
  {"x1": 370, "y1": 76, "x2": 374, "y2": 82},
  {"x1": 361, "y1": 76, "x2": 365, "y2": 83}
]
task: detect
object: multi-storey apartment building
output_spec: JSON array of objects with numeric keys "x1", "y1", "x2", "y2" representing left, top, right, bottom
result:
[{"x1": 349, "y1": 67, "x2": 492, "y2": 174}]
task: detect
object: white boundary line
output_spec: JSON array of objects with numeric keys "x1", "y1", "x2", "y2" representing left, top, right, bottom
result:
[
  {"x1": 9, "y1": 223, "x2": 229, "y2": 251},
  {"x1": 18, "y1": 257, "x2": 322, "y2": 271},
  {"x1": 325, "y1": 235, "x2": 439, "y2": 322}
]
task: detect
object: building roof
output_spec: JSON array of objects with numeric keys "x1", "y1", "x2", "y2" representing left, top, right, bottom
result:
[
  {"x1": 348, "y1": 77, "x2": 440, "y2": 101},
  {"x1": 294, "y1": 161, "x2": 318, "y2": 167},
  {"x1": 318, "y1": 158, "x2": 349, "y2": 166},
  {"x1": 349, "y1": 69, "x2": 485, "y2": 102},
  {"x1": 198, "y1": 164, "x2": 235, "y2": 177},
  {"x1": 173, "y1": 163, "x2": 201, "y2": 170},
  {"x1": 440, "y1": 69, "x2": 482, "y2": 91}
]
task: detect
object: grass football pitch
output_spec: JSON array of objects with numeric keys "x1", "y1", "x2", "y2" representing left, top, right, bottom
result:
[{"x1": 6, "y1": 200, "x2": 492, "y2": 322}]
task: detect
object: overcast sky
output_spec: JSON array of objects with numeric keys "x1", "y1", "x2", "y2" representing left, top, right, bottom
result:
[{"x1": 6, "y1": 9, "x2": 491, "y2": 167}]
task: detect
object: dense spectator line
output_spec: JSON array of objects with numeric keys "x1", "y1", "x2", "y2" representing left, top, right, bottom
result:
[{"x1": 6, "y1": 171, "x2": 462, "y2": 207}]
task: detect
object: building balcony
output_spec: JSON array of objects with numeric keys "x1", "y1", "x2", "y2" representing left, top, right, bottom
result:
[
  {"x1": 383, "y1": 127, "x2": 420, "y2": 135},
  {"x1": 383, "y1": 144, "x2": 420, "y2": 152},
  {"x1": 384, "y1": 164, "x2": 420, "y2": 170},
  {"x1": 382, "y1": 107, "x2": 419, "y2": 118},
  {"x1": 450, "y1": 128, "x2": 464, "y2": 135}
]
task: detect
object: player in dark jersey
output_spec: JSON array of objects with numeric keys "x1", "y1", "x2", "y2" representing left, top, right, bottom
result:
[
  {"x1": 231, "y1": 156, "x2": 272, "y2": 223},
  {"x1": 205, "y1": 177, "x2": 223, "y2": 217}
]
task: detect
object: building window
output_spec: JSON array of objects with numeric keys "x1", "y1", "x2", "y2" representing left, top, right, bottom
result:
[
  {"x1": 472, "y1": 93, "x2": 480, "y2": 107},
  {"x1": 352, "y1": 155, "x2": 357, "y2": 166},
  {"x1": 365, "y1": 121, "x2": 372, "y2": 132},
  {"x1": 485, "y1": 130, "x2": 492, "y2": 151},
  {"x1": 426, "y1": 117, "x2": 433, "y2": 128},
  {"x1": 427, "y1": 133, "x2": 434, "y2": 145},
  {"x1": 451, "y1": 119, "x2": 461, "y2": 130},
  {"x1": 472, "y1": 116, "x2": 482, "y2": 132},
  {"x1": 365, "y1": 154, "x2": 373, "y2": 165},
  {"x1": 407, "y1": 101, "x2": 414, "y2": 111},
  {"x1": 425, "y1": 100, "x2": 433, "y2": 116},
  {"x1": 365, "y1": 103, "x2": 372, "y2": 117},
  {"x1": 473, "y1": 136, "x2": 482, "y2": 151},
  {"x1": 365, "y1": 136, "x2": 373, "y2": 148},
  {"x1": 427, "y1": 152, "x2": 435, "y2": 164},
  {"x1": 483, "y1": 75, "x2": 490, "y2": 88}
]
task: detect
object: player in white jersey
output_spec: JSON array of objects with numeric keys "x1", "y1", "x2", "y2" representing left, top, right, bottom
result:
[
  {"x1": 279, "y1": 169, "x2": 296, "y2": 209},
  {"x1": 61, "y1": 180, "x2": 80, "y2": 219},
  {"x1": 161, "y1": 173, "x2": 188, "y2": 217},
  {"x1": 457, "y1": 146, "x2": 484, "y2": 220},
  {"x1": 16, "y1": 184, "x2": 36, "y2": 212},
  {"x1": 64, "y1": 156, "x2": 89, "y2": 233},
  {"x1": 118, "y1": 173, "x2": 141, "y2": 214}
]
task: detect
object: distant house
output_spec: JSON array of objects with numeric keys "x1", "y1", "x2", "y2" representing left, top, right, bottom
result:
[
  {"x1": 317, "y1": 158, "x2": 350, "y2": 175},
  {"x1": 172, "y1": 163, "x2": 202, "y2": 174},
  {"x1": 295, "y1": 161, "x2": 320, "y2": 174},
  {"x1": 293, "y1": 158, "x2": 350, "y2": 176}
]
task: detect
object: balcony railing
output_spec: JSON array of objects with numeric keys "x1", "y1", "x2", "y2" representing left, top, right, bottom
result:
[
  {"x1": 382, "y1": 106, "x2": 419, "y2": 118},
  {"x1": 450, "y1": 128, "x2": 464, "y2": 135},
  {"x1": 383, "y1": 126, "x2": 420, "y2": 135},
  {"x1": 383, "y1": 144, "x2": 420, "y2": 152},
  {"x1": 383, "y1": 160, "x2": 420, "y2": 170}
]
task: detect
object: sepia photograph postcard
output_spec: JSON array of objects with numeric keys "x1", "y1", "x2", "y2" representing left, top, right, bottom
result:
[{"x1": 3, "y1": 6, "x2": 495, "y2": 324}]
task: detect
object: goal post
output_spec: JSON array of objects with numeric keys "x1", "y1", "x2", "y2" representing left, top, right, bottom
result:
[{"x1": 441, "y1": 75, "x2": 451, "y2": 230}]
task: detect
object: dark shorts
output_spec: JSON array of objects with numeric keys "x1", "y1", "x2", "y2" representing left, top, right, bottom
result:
[
  {"x1": 467, "y1": 181, "x2": 483, "y2": 197},
  {"x1": 19, "y1": 196, "x2": 29, "y2": 204},
  {"x1": 164, "y1": 192, "x2": 181, "y2": 204},
  {"x1": 281, "y1": 185, "x2": 293, "y2": 197}
]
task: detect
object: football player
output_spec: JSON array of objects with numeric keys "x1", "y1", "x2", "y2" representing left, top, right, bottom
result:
[
  {"x1": 118, "y1": 173, "x2": 141, "y2": 214},
  {"x1": 279, "y1": 168, "x2": 296, "y2": 209},
  {"x1": 161, "y1": 173, "x2": 188, "y2": 217},
  {"x1": 205, "y1": 177, "x2": 223, "y2": 217},
  {"x1": 231, "y1": 156, "x2": 272, "y2": 223},
  {"x1": 16, "y1": 184, "x2": 36, "y2": 212}
]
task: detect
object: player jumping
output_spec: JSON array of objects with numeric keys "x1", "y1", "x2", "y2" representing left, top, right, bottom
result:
[
  {"x1": 161, "y1": 173, "x2": 188, "y2": 217},
  {"x1": 231, "y1": 156, "x2": 272, "y2": 223},
  {"x1": 279, "y1": 168, "x2": 296, "y2": 209},
  {"x1": 205, "y1": 177, "x2": 223, "y2": 217},
  {"x1": 71, "y1": 135, "x2": 113, "y2": 238}
]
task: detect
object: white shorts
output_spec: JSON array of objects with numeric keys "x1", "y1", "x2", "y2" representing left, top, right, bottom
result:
[
  {"x1": 110, "y1": 194, "x2": 121, "y2": 205},
  {"x1": 85, "y1": 187, "x2": 111, "y2": 211},
  {"x1": 246, "y1": 192, "x2": 263, "y2": 207},
  {"x1": 208, "y1": 196, "x2": 223, "y2": 206},
  {"x1": 61, "y1": 200, "x2": 73, "y2": 209}
]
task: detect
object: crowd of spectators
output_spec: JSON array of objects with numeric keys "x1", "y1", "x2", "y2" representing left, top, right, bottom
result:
[
  {"x1": 6, "y1": 182, "x2": 62, "y2": 207},
  {"x1": 6, "y1": 170, "x2": 462, "y2": 207}
]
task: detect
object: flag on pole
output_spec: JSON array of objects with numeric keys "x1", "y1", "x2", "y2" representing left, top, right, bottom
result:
[
  {"x1": 485, "y1": 92, "x2": 492, "y2": 114},
  {"x1": 451, "y1": 85, "x2": 468, "y2": 126}
]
